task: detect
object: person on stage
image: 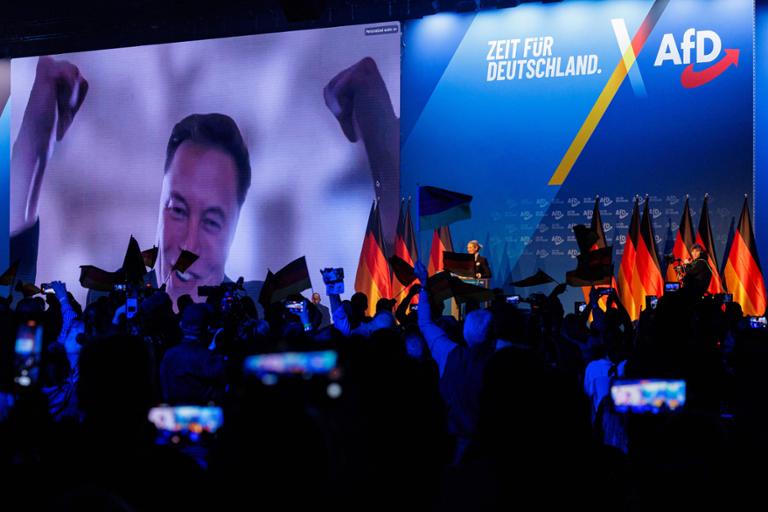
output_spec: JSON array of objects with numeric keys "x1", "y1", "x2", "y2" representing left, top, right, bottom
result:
[
  {"x1": 682, "y1": 243, "x2": 712, "y2": 298},
  {"x1": 466, "y1": 240, "x2": 492, "y2": 280}
]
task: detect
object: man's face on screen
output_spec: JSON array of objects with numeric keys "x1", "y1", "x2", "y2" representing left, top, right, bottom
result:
[{"x1": 157, "y1": 142, "x2": 241, "y2": 301}]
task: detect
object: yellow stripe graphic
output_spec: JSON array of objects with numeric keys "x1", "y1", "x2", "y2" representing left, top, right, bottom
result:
[{"x1": 548, "y1": 44, "x2": 638, "y2": 186}]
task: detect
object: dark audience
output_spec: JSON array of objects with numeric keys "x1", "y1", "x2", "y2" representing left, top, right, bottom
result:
[{"x1": 0, "y1": 259, "x2": 764, "y2": 511}]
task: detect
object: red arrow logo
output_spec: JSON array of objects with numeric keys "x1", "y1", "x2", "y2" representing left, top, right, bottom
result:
[{"x1": 680, "y1": 49, "x2": 739, "y2": 88}]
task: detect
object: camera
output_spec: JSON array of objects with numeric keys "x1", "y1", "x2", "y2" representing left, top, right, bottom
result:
[
  {"x1": 320, "y1": 268, "x2": 344, "y2": 295},
  {"x1": 574, "y1": 301, "x2": 587, "y2": 314},
  {"x1": 748, "y1": 316, "x2": 767, "y2": 329},
  {"x1": 320, "y1": 267, "x2": 344, "y2": 284},
  {"x1": 664, "y1": 282, "x2": 680, "y2": 293},
  {"x1": 598, "y1": 287, "x2": 613, "y2": 296},
  {"x1": 506, "y1": 295, "x2": 521, "y2": 305},
  {"x1": 40, "y1": 283, "x2": 55, "y2": 294},
  {"x1": 646, "y1": 295, "x2": 658, "y2": 310}
]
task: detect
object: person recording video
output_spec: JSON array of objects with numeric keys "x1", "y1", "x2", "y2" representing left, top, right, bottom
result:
[
  {"x1": 681, "y1": 243, "x2": 712, "y2": 298},
  {"x1": 466, "y1": 240, "x2": 492, "y2": 280}
]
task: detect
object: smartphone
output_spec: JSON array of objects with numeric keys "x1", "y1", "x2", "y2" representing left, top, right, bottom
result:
[
  {"x1": 285, "y1": 300, "x2": 305, "y2": 313},
  {"x1": 646, "y1": 295, "x2": 658, "y2": 310},
  {"x1": 126, "y1": 296, "x2": 139, "y2": 319},
  {"x1": 409, "y1": 303, "x2": 418, "y2": 312},
  {"x1": 506, "y1": 295, "x2": 521, "y2": 305},
  {"x1": 14, "y1": 320, "x2": 44, "y2": 387},
  {"x1": 40, "y1": 283, "x2": 55, "y2": 294},
  {"x1": 598, "y1": 288, "x2": 613, "y2": 296},
  {"x1": 610, "y1": 379, "x2": 686, "y2": 414},
  {"x1": 244, "y1": 350, "x2": 338, "y2": 378},
  {"x1": 148, "y1": 405, "x2": 223, "y2": 445},
  {"x1": 575, "y1": 301, "x2": 587, "y2": 314},
  {"x1": 664, "y1": 282, "x2": 680, "y2": 292},
  {"x1": 748, "y1": 316, "x2": 767, "y2": 329}
]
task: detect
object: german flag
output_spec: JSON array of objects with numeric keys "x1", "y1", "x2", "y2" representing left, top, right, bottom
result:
[
  {"x1": 665, "y1": 197, "x2": 694, "y2": 283},
  {"x1": 723, "y1": 197, "x2": 766, "y2": 316},
  {"x1": 269, "y1": 256, "x2": 312, "y2": 304},
  {"x1": 637, "y1": 197, "x2": 665, "y2": 301},
  {"x1": 427, "y1": 225, "x2": 454, "y2": 276},
  {"x1": 695, "y1": 195, "x2": 724, "y2": 294},
  {"x1": 617, "y1": 198, "x2": 642, "y2": 320},
  {"x1": 392, "y1": 198, "x2": 419, "y2": 300},
  {"x1": 355, "y1": 201, "x2": 392, "y2": 317},
  {"x1": 720, "y1": 216, "x2": 736, "y2": 278}
]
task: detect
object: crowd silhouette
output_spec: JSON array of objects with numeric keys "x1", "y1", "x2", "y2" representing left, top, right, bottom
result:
[{"x1": 0, "y1": 262, "x2": 764, "y2": 511}]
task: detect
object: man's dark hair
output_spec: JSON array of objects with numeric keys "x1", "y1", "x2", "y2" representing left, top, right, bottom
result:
[
  {"x1": 165, "y1": 113, "x2": 251, "y2": 206},
  {"x1": 691, "y1": 243, "x2": 706, "y2": 255}
]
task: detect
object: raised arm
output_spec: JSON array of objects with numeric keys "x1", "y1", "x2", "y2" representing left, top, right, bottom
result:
[
  {"x1": 324, "y1": 57, "x2": 399, "y2": 250},
  {"x1": 395, "y1": 284, "x2": 420, "y2": 325},
  {"x1": 12, "y1": 56, "x2": 88, "y2": 235},
  {"x1": 414, "y1": 261, "x2": 456, "y2": 377}
]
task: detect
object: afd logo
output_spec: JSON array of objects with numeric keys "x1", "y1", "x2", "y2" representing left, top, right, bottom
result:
[
  {"x1": 612, "y1": 19, "x2": 738, "y2": 91},
  {"x1": 551, "y1": 210, "x2": 564, "y2": 220},
  {"x1": 655, "y1": 29, "x2": 739, "y2": 88},
  {"x1": 616, "y1": 208, "x2": 629, "y2": 220},
  {"x1": 551, "y1": 235, "x2": 565, "y2": 246}
]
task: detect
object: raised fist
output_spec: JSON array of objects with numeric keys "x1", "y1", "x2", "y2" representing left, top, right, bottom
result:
[{"x1": 11, "y1": 56, "x2": 88, "y2": 233}]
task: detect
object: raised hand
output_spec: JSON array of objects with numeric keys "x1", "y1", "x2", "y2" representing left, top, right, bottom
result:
[
  {"x1": 324, "y1": 57, "x2": 399, "y2": 248},
  {"x1": 11, "y1": 56, "x2": 88, "y2": 233}
]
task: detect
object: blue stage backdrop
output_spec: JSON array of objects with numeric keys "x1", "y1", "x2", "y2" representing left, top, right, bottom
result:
[
  {"x1": 757, "y1": 0, "x2": 768, "y2": 271},
  {"x1": 402, "y1": 0, "x2": 754, "y2": 304},
  {"x1": 0, "y1": 60, "x2": 8, "y2": 273}
]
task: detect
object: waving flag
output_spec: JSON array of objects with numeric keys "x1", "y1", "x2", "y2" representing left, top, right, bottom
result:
[{"x1": 418, "y1": 186, "x2": 472, "y2": 231}]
